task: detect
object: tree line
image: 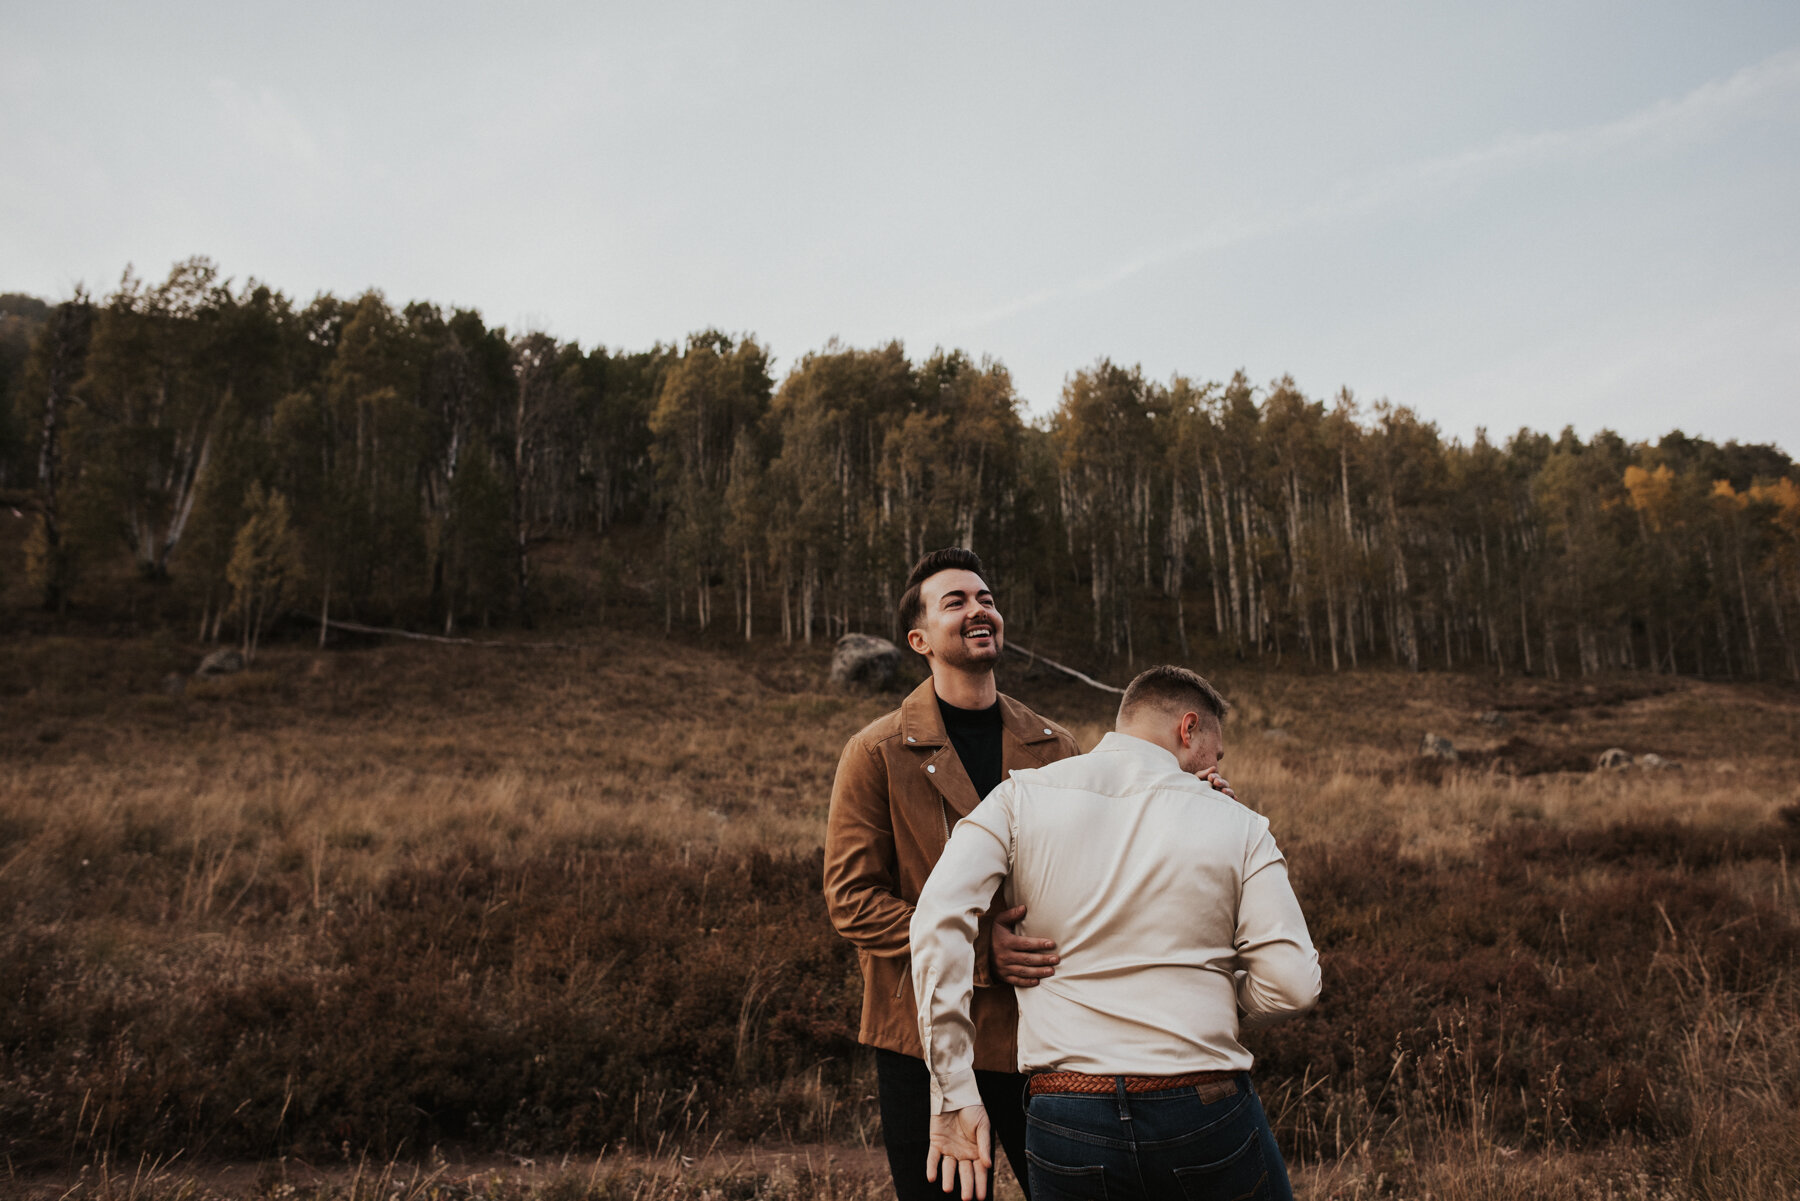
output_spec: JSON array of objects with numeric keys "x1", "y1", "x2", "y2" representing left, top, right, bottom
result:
[{"x1": 3, "y1": 259, "x2": 1797, "y2": 681}]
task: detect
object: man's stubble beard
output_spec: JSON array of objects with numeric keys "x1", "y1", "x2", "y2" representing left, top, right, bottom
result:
[{"x1": 937, "y1": 630, "x2": 1003, "y2": 674}]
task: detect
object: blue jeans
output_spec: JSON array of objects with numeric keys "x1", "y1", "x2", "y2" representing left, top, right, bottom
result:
[{"x1": 1023, "y1": 1073, "x2": 1293, "y2": 1201}]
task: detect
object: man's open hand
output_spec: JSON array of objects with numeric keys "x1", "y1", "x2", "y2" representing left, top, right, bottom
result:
[
  {"x1": 927, "y1": 1105, "x2": 992, "y2": 1201},
  {"x1": 991, "y1": 904, "x2": 1059, "y2": 988}
]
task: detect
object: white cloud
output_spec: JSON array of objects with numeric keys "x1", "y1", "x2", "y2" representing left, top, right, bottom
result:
[
  {"x1": 1376, "y1": 44, "x2": 1800, "y2": 190},
  {"x1": 961, "y1": 45, "x2": 1800, "y2": 332},
  {"x1": 0, "y1": 49, "x2": 46, "y2": 97},
  {"x1": 208, "y1": 77, "x2": 321, "y2": 167}
]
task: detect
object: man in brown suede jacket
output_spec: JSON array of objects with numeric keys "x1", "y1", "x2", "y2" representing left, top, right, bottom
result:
[{"x1": 824, "y1": 548, "x2": 1078, "y2": 1201}]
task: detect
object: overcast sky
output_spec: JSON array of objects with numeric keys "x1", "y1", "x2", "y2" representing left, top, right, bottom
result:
[{"x1": 5, "y1": 2, "x2": 1797, "y2": 453}]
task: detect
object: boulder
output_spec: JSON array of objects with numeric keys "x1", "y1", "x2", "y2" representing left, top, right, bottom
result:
[
  {"x1": 1477, "y1": 710, "x2": 1510, "y2": 728},
  {"x1": 1636, "y1": 753, "x2": 1679, "y2": 771},
  {"x1": 1418, "y1": 733, "x2": 1458, "y2": 761},
  {"x1": 196, "y1": 648, "x2": 245, "y2": 679},
  {"x1": 1596, "y1": 747, "x2": 1632, "y2": 771},
  {"x1": 830, "y1": 633, "x2": 902, "y2": 691}
]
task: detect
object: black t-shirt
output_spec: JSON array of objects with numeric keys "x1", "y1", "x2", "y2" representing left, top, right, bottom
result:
[{"x1": 938, "y1": 696, "x2": 1005, "y2": 801}]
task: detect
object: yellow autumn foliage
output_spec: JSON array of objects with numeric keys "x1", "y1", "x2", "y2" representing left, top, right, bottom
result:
[
  {"x1": 1748, "y1": 476, "x2": 1800, "y2": 537},
  {"x1": 1622, "y1": 463, "x2": 1676, "y2": 531}
]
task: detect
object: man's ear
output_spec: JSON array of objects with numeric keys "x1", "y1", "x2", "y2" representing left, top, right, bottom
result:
[
  {"x1": 1179, "y1": 711, "x2": 1200, "y2": 746},
  {"x1": 906, "y1": 627, "x2": 931, "y2": 656}
]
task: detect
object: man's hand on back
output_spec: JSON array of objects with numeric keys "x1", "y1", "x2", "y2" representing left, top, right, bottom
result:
[
  {"x1": 990, "y1": 904, "x2": 1058, "y2": 988},
  {"x1": 1202, "y1": 770, "x2": 1236, "y2": 800}
]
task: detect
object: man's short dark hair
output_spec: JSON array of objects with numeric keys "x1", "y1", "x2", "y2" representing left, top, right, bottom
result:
[
  {"x1": 1117, "y1": 665, "x2": 1229, "y2": 725},
  {"x1": 897, "y1": 547, "x2": 987, "y2": 634}
]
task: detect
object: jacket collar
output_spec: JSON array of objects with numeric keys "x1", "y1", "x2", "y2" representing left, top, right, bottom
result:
[
  {"x1": 901, "y1": 675, "x2": 1063, "y2": 820},
  {"x1": 899, "y1": 675, "x2": 1062, "y2": 749},
  {"x1": 1093, "y1": 729, "x2": 1185, "y2": 774}
]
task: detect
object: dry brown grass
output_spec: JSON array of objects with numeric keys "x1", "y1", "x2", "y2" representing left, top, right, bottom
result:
[
  {"x1": 4, "y1": 631, "x2": 1798, "y2": 1198},
  {"x1": 6, "y1": 1145, "x2": 896, "y2": 1201}
]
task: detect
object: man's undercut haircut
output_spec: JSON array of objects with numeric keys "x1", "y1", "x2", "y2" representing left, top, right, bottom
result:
[
  {"x1": 1118, "y1": 665, "x2": 1229, "y2": 726},
  {"x1": 896, "y1": 547, "x2": 987, "y2": 634}
]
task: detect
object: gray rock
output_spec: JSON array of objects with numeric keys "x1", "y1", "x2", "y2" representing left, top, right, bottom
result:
[
  {"x1": 1596, "y1": 747, "x2": 1633, "y2": 771},
  {"x1": 1636, "y1": 753, "x2": 1679, "y2": 771},
  {"x1": 830, "y1": 633, "x2": 902, "y2": 691},
  {"x1": 159, "y1": 672, "x2": 187, "y2": 698},
  {"x1": 195, "y1": 648, "x2": 245, "y2": 679},
  {"x1": 1477, "y1": 710, "x2": 1510, "y2": 728},
  {"x1": 1419, "y1": 733, "x2": 1459, "y2": 761}
]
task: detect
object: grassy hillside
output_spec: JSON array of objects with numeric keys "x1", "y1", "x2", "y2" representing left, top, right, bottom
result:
[{"x1": 3, "y1": 629, "x2": 1798, "y2": 1199}]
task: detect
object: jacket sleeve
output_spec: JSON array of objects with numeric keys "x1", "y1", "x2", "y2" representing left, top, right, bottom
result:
[
  {"x1": 913, "y1": 787, "x2": 1015, "y2": 1114},
  {"x1": 823, "y1": 733, "x2": 915, "y2": 957},
  {"x1": 1234, "y1": 822, "x2": 1322, "y2": 1030}
]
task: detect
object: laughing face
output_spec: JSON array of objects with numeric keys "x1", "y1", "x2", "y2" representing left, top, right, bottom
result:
[{"x1": 907, "y1": 568, "x2": 1004, "y2": 670}]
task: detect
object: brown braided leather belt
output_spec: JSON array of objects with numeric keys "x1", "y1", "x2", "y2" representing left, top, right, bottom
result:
[{"x1": 1027, "y1": 1070, "x2": 1240, "y2": 1104}]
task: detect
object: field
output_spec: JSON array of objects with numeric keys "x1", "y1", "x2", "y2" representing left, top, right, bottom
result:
[{"x1": 3, "y1": 625, "x2": 1798, "y2": 1199}]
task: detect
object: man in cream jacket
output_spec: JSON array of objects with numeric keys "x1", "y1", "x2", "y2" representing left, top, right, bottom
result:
[{"x1": 911, "y1": 665, "x2": 1320, "y2": 1201}]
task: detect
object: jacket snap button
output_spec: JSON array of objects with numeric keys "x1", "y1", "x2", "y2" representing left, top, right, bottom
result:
[
  {"x1": 1043, "y1": 728, "x2": 1052, "y2": 735},
  {"x1": 907, "y1": 736, "x2": 916, "y2": 743},
  {"x1": 926, "y1": 765, "x2": 936, "y2": 774}
]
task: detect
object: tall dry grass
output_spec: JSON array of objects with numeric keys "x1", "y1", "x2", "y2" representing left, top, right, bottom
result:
[
  {"x1": 10, "y1": 1144, "x2": 895, "y2": 1201},
  {"x1": 4, "y1": 632, "x2": 1798, "y2": 1197}
]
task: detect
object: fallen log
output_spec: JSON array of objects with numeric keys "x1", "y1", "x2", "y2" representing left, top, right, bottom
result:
[
  {"x1": 304, "y1": 616, "x2": 593, "y2": 650},
  {"x1": 299, "y1": 617, "x2": 1126, "y2": 696},
  {"x1": 1006, "y1": 642, "x2": 1125, "y2": 695}
]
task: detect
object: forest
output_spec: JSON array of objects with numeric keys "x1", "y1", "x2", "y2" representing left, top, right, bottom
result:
[{"x1": 3, "y1": 257, "x2": 1797, "y2": 680}]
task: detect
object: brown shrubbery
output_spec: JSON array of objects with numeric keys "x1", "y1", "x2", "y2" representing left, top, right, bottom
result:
[
  {"x1": 2, "y1": 847, "x2": 867, "y2": 1162},
  {"x1": 1257, "y1": 826, "x2": 1800, "y2": 1153}
]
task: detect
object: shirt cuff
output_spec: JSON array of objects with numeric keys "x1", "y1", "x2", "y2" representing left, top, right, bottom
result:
[{"x1": 929, "y1": 1070, "x2": 984, "y2": 1115}]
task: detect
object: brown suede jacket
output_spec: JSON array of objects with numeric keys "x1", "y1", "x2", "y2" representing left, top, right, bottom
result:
[{"x1": 823, "y1": 676, "x2": 1080, "y2": 1071}]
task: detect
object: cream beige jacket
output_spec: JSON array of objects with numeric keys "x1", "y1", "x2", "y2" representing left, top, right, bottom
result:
[
  {"x1": 823, "y1": 677, "x2": 1079, "y2": 1070},
  {"x1": 912, "y1": 731, "x2": 1320, "y2": 1112}
]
